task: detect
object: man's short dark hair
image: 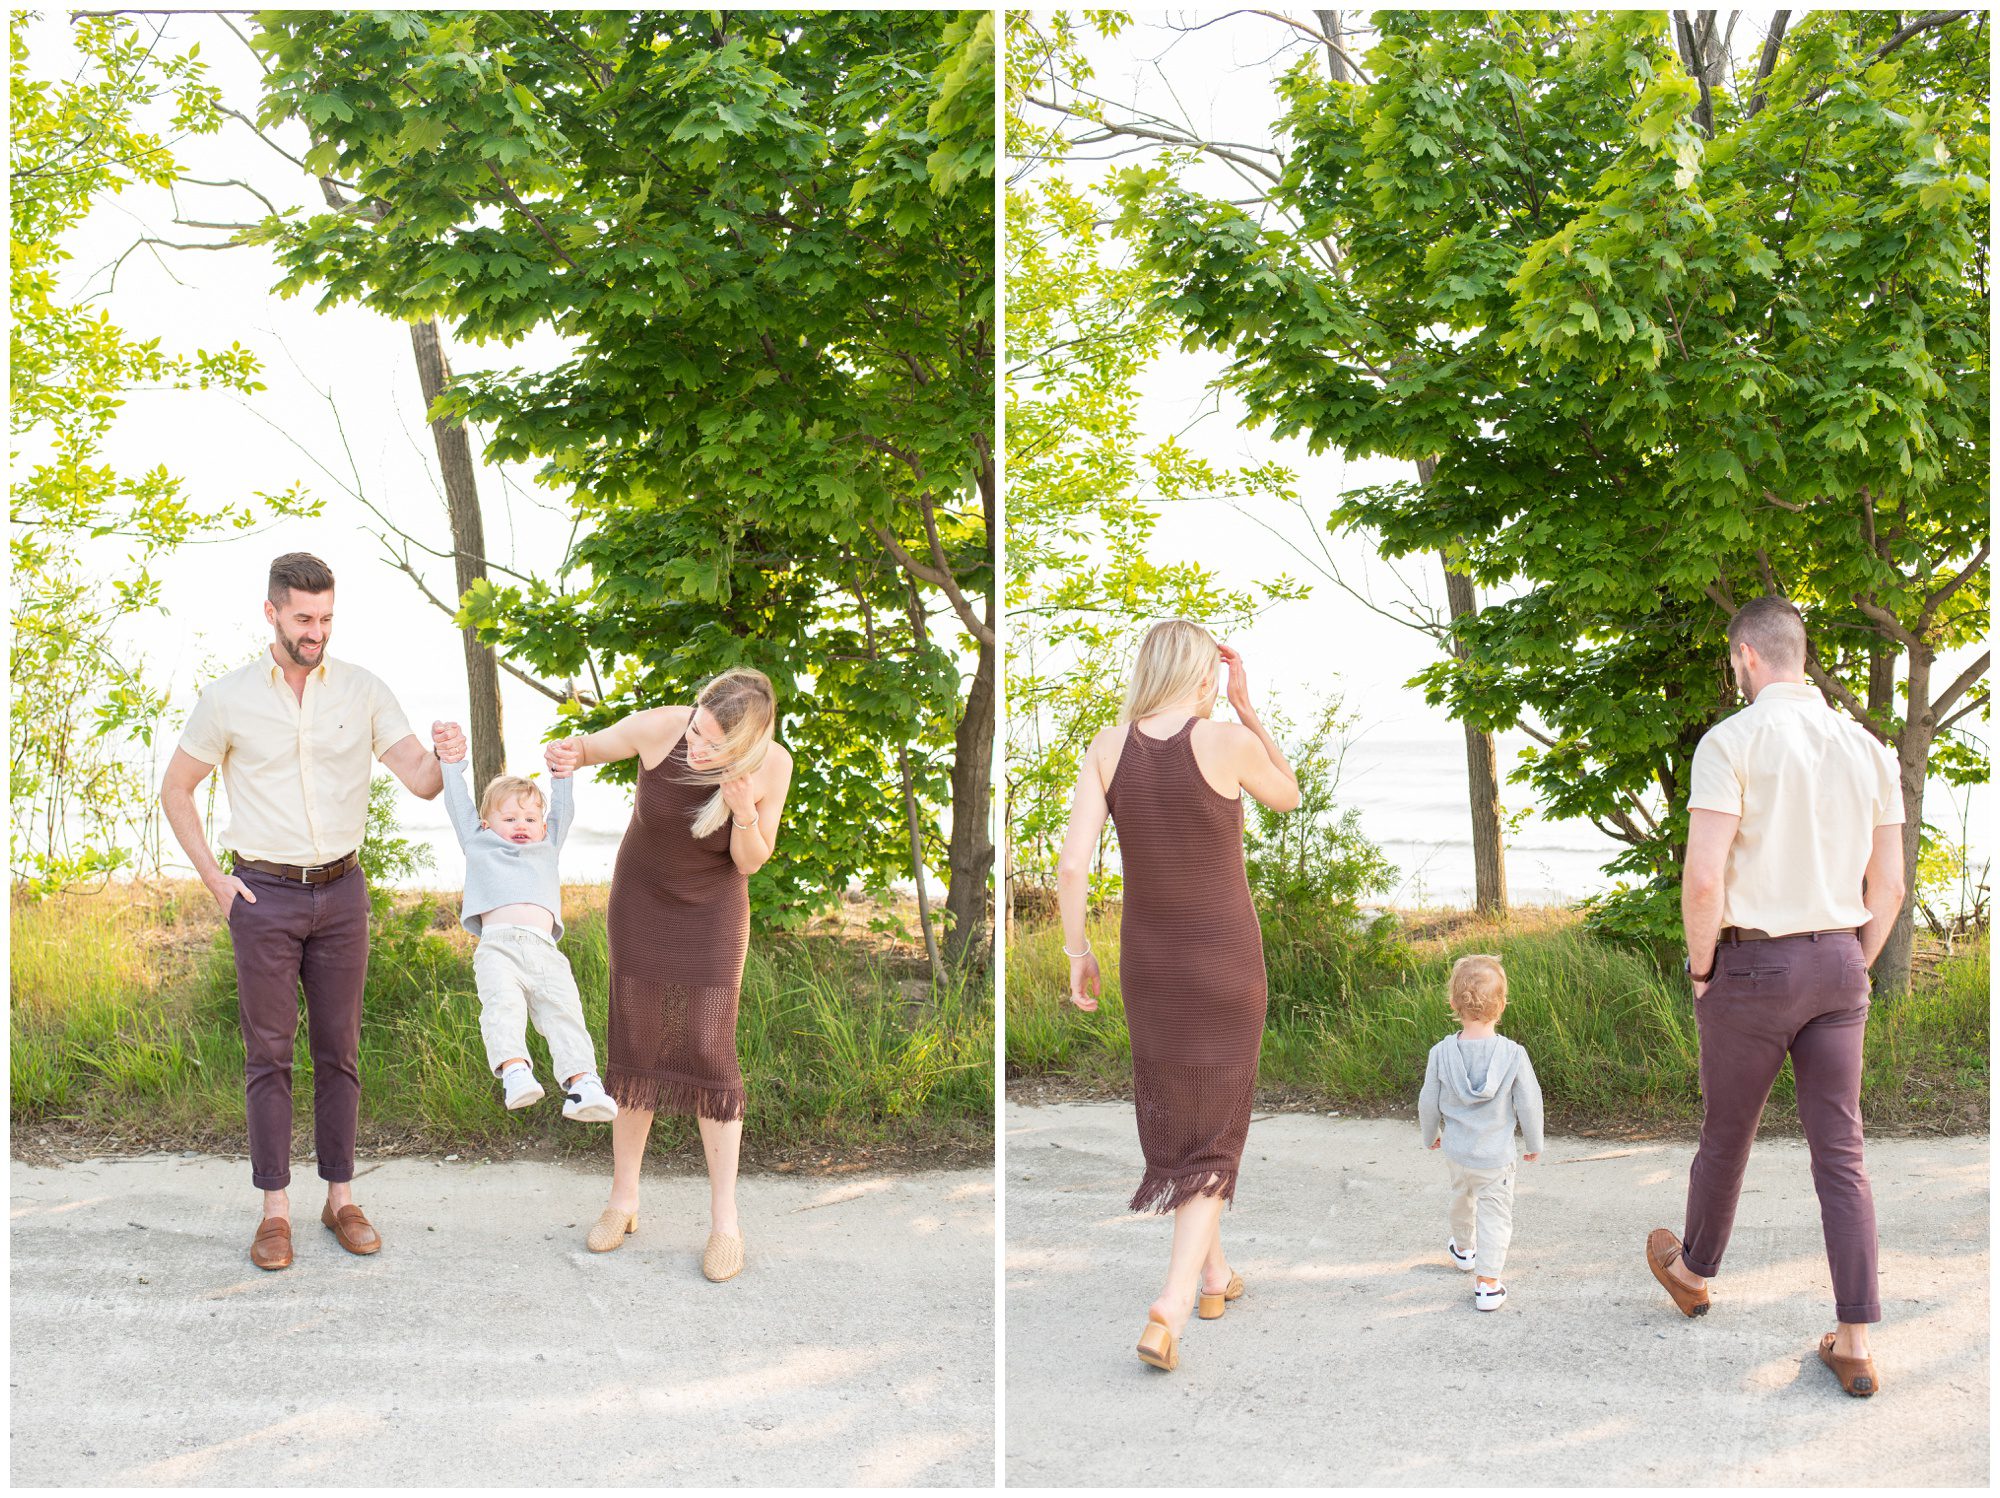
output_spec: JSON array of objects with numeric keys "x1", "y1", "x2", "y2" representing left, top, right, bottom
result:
[
  {"x1": 268, "y1": 552, "x2": 335, "y2": 605},
  {"x1": 1727, "y1": 594, "x2": 1808, "y2": 670}
]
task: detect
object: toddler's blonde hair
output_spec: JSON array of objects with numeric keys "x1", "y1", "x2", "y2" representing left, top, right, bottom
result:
[
  {"x1": 479, "y1": 773, "x2": 546, "y2": 823},
  {"x1": 1448, "y1": 953, "x2": 1508, "y2": 1024}
]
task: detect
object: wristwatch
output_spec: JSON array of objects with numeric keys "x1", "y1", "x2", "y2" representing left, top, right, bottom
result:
[{"x1": 1685, "y1": 951, "x2": 1715, "y2": 984}]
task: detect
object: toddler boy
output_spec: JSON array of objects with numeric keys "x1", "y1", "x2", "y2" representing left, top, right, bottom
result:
[{"x1": 1418, "y1": 953, "x2": 1544, "y2": 1310}]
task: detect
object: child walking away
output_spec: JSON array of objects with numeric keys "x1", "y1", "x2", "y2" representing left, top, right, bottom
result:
[
  {"x1": 435, "y1": 723, "x2": 617, "y2": 1123},
  {"x1": 1418, "y1": 954, "x2": 1544, "y2": 1310}
]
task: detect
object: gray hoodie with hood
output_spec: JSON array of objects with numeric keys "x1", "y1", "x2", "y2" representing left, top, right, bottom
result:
[{"x1": 1418, "y1": 1033, "x2": 1545, "y2": 1169}]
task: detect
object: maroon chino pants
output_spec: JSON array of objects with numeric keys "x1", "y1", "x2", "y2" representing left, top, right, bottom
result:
[
  {"x1": 1683, "y1": 930, "x2": 1881, "y2": 1323},
  {"x1": 227, "y1": 862, "x2": 370, "y2": 1190}
]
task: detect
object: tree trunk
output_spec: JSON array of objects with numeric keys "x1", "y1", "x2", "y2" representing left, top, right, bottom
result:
[
  {"x1": 1877, "y1": 646, "x2": 1933, "y2": 996},
  {"x1": 1417, "y1": 458, "x2": 1508, "y2": 915},
  {"x1": 945, "y1": 630, "x2": 996, "y2": 968},
  {"x1": 897, "y1": 743, "x2": 947, "y2": 989},
  {"x1": 409, "y1": 318, "x2": 505, "y2": 792},
  {"x1": 1672, "y1": 10, "x2": 1727, "y2": 138},
  {"x1": 1314, "y1": 10, "x2": 1352, "y2": 83}
]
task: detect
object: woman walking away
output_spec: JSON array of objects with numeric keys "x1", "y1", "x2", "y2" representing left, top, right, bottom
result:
[
  {"x1": 547, "y1": 668, "x2": 792, "y2": 1281},
  {"x1": 1054, "y1": 620, "x2": 1299, "y2": 1371}
]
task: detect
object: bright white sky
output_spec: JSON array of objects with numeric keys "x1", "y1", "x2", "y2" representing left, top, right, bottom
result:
[{"x1": 1020, "y1": 8, "x2": 1990, "y2": 906}]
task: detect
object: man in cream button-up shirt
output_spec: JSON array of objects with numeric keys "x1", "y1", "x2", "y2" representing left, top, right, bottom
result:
[
  {"x1": 1646, "y1": 595, "x2": 1905, "y2": 1398},
  {"x1": 161, "y1": 552, "x2": 452, "y2": 1271}
]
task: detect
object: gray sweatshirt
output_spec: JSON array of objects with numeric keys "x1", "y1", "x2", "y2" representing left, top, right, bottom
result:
[
  {"x1": 1418, "y1": 1032, "x2": 1545, "y2": 1169},
  {"x1": 440, "y1": 759, "x2": 573, "y2": 938}
]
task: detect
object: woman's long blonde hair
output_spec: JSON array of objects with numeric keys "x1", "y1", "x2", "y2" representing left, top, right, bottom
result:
[
  {"x1": 1119, "y1": 619, "x2": 1220, "y2": 725},
  {"x1": 682, "y1": 668, "x2": 778, "y2": 837}
]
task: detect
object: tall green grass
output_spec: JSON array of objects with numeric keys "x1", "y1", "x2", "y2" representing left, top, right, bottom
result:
[
  {"x1": 12, "y1": 884, "x2": 993, "y2": 1160},
  {"x1": 1008, "y1": 909, "x2": 1988, "y2": 1133}
]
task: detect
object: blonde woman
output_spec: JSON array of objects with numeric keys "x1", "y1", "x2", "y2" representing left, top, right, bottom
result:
[
  {"x1": 1055, "y1": 620, "x2": 1299, "y2": 1371},
  {"x1": 545, "y1": 669, "x2": 793, "y2": 1280}
]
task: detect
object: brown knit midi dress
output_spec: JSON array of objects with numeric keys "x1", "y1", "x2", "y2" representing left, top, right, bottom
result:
[
  {"x1": 1106, "y1": 718, "x2": 1268, "y2": 1213},
  {"x1": 604, "y1": 722, "x2": 751, "y2": 1121}
]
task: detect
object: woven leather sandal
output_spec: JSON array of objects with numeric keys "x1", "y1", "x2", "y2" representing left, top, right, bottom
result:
[
  {"x1": 1197, "y1": 1271, "x2": 1245, "y2": 1320},
  {"x1": 1646, "y1": 1228, "x2": 1711, "y2": 1318},
  {"x1": 587, "y1": 1208, "x2": 637, "y2": 1254},
  {"x1": 1818, "y1": 1333, "x2": 1881, "y2": 1397}
]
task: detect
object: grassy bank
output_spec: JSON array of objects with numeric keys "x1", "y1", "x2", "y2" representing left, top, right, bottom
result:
[
  {"x1": 12, "y1": 882, "x2": 993, "y2": 1169},
  {"x1": 1007, "y1": 908, "x2": 1988, "y2": 1135}
]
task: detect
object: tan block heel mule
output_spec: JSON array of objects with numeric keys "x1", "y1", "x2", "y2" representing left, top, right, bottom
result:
[
  {"x1": 1197, "y1": 1272, "x2": 1244, "y2": 1321},
  {"x1": 1136, "y1": 1312, "x2": 1179, "y2": 1372},
  {"x1": 587, "y1": 1208, "x2": 637, "y2": 1253},
  {"x1": 702, "y1": 1232, "x2": 745, "y2": 1282}
]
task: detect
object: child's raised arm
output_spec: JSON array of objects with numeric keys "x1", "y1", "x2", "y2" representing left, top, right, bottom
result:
[
  {"x1": 433, "y1": 722, "x2": 479, "y2": 848},
  {"x1": 547, "y1": 767, "x2": 575, "y2": 851}
]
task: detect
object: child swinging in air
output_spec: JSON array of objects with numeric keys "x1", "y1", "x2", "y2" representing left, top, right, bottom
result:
[{"x1": 435, "y1": 722, "x2": 616, "y2": 1122}]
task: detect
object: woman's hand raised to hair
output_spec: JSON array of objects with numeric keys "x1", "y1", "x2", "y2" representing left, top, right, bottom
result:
[
  {"x1": 720, "y1": 775, "x2": 759, "y2": 822},
  {"x1": 1067, "y1": 950, "x2": 1102, "y2": 1012},
  {"x1": 1218, "y1": 642, "x2": 1256, "y2": 722}
]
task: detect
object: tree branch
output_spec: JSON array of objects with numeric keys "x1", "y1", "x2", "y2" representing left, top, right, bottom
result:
[
  {"x1": 870, "y1": 511, "x2": 994, "y2": 650},
  {"x1": 1918, "y1": 540, "x2": 1989, "y2": 630},
  {"x1": 382, "y1": 545, "x2": 593, "y2": 706},
  {"x1": 1930, "y1": 650, "x2": 1990, "y2": 724},
  {"x1": 1748, "y1": 11, "x2": 1791, "y2": 117},
  {"x1": 1802, "y1": 11, "x2": 1971, "y2": 106},
  {"x1": 1937, "y1": 689, "x2": 1989, "y2": 735}
]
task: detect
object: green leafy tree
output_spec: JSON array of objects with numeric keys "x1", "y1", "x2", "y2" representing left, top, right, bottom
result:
[
  {"x1": 1109, "y1": 9, "x2": 1986, "y2": 989},
  {"x1": 250, "y1": 10, "x2": 996, "y2": 954},
  {"x1": 9, "y1": 13, "x2": 313, "y2": 895}
]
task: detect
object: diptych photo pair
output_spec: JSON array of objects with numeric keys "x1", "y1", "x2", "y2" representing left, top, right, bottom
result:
[{"x1": 8, "y1": 6, "x2": 1990, "y2": 1492}]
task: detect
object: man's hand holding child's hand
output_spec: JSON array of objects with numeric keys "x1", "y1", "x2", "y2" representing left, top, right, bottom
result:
[{"x1": 432, "y1": 721, "x2": 467, "y2": 763}]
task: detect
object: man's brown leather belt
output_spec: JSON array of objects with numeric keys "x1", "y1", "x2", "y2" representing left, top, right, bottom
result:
[
  {"x1": 231, "y1": 851, "x2": 361, "y2": 885},
  {"x1": 1720, "y1": 925, "x2": 1858, "y2": 943}
]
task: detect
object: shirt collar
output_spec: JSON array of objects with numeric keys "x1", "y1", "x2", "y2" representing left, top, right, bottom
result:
[
  {"x1": 1753, "y1": 680, "x2": 1821, "y2": 706},
  {"x1": 264, "y1": 649, "x2": 330, "y2": 682}
]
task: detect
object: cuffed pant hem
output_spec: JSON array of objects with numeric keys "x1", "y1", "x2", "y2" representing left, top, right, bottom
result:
[
  {"x1": 1835, "y1": 1301, "x2": 1882, "y2": 1324},
  {"x1": 252, "y1": 1170, "x2": 291, "y2": 1191},
  {"x1": 1679, "y1": 1246, "x2": 1721, "y2": 1279},
  {"x1": 316, "y1": 1162, "x2": 354, "y2": 1184}
]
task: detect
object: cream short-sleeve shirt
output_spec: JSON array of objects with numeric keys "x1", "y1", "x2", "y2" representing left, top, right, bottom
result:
[
  {"x1": 177, "y1": 651, "x2": 416, "y2": 865},
  {"x1": 1686, "y1": 681, "x2": 1903, "y2": 935}
]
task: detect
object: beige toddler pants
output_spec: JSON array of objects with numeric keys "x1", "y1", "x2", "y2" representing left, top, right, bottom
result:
[
  {"x1": 471, "y1": 924, "x2": 598, "y2": 1083},
  {"x1": 1446, "y1": 1158, "x2": 1517, "y2": 1279}
]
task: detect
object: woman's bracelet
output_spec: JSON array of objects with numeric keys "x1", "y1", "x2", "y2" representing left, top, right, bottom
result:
[
  {"x1": 1062, "y1": 942, "x2": 1092, "y2": 959},
  {"x1": 731, "y1": 814, "x2": 759, "y2": 830}
]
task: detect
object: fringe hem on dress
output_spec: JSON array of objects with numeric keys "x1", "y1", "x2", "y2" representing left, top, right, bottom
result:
[
  {"x1": 1128, "y1": 1165, "x2": 1237, "y2": 1215},
  {"x1": 605, "y1": 1067, "x2": 745, "y2": 1122}
]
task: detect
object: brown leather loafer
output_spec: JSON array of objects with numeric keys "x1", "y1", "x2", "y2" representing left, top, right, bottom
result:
[
  {"x1": 320, "y1": 1202, "x2": 382, "y2": 1256},
  {"x1": 1818, "y1": 1333, "x2": 1881, "y2": 1397},
  {"x1": 1646, "y1": 1228, "x2": 1710, "y2": 1317},
  {"x1": 250, "y1": 1216, "x2": 293, "y2": 1271}
]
